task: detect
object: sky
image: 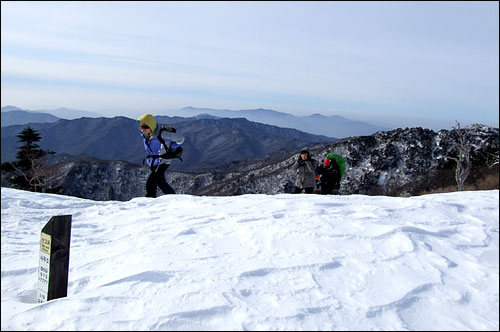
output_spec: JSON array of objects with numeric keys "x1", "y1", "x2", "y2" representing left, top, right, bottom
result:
[
  {"x1": 1, "y1": 1, "x2": 499, "y2": 130},
  {"x1": 1, "y1": 187, "x2": 498, "y2": 330}
]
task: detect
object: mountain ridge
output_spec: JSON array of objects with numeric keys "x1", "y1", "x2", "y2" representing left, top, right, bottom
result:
[
  {"x1": 2, "y1": 124, "x2": 497, "y2": 200},
  {"x1": 173, "y1": 106, "x2": 389, "y2": 138},
  {"x1": 1, "y1": 106, "x2": 102, "y2": 122},
  {"x1": 2, "y1": 105, "x2": 387, "y2": 138},
  {"x1": 1, "y1": 115, "x2": 335, "y2": 173}
]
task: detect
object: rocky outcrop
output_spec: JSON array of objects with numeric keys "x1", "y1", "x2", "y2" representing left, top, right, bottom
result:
[{"x1": 194, "y1": 124, "x2": 499, "y2": 196}]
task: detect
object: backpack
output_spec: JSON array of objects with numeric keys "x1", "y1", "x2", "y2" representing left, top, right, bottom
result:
[
  {"x1": 325, "y1": 153, "x2": 346, "y2": 178},
  {"x1": 157, "y1": 126, "x2": 183, "y2": 161},
  {"x1": 143, "y1": 125, "x2": 183, "y2": 166}
]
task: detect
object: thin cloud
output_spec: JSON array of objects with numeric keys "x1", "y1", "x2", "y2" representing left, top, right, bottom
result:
[{"x1": 1, "y1": 1, "x2": 498, "y2": 128}]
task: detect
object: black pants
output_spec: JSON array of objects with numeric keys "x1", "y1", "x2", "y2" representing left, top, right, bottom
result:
[
  {"x1": 293, "y1": 186, "x2": 314, "y2": 194},
  {"x1": 146, "y1": 163, "x2": 175, "y2": 197},
  {"x1": 321, "y1": 183, "x2": 340, "y2": 195}
]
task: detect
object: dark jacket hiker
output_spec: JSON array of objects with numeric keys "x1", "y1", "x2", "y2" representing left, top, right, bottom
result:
[{"x1": 318, "y1": 153, "x2": 343, "y2": 195}]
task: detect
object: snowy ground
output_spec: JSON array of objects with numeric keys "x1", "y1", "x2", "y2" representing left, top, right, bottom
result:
[{"x1": 1, "y1": 188, "x2": 498, "y2": 331}]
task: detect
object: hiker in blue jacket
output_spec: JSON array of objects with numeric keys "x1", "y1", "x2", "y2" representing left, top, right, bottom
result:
[{"x1": 137, "y1": 113, "x2": 185, "y2": 198}]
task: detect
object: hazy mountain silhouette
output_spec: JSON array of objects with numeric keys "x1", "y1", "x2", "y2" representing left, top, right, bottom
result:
[
  {"x1": 1, "y1": 115, "x2": 335, "y2": 173},
  {"x1": 1, "y1": 106, "x2": 102, "y2": 121},
  {"x1": 172, "y1": 106, "x2": 389, "y2": 138}
]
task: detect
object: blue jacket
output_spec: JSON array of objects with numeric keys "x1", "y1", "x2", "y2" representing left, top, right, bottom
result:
[{"x1": 141, "y1": 127, "x2": 185, "y2": 167}]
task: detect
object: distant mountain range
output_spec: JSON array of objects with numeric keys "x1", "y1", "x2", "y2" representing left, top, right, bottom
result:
[
  {"x1": 170, "y1": 106, "x2": 390, "y2": 138},
  {"x1": 1, "y1": 110, "x2": 61, "y2": 127},
  {"x1": 1, "y1": 115, "x2": 334, "y2": 173},
  {"x1": 2, "y1": 105, "x2": 388, "y2": 138},
  {"x1": 1, "y1": 104, "x2": 389, "y2": 174},
  {"x1": 1, "y1": 106, "x2": 102, "y2": 124}
]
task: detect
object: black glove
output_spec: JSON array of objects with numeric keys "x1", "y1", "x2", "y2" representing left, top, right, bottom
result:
[
  {"x1": 297, "y1": 158, "x2": 305, "y2": 166},
  {"x1": 162, "y1": 124, "x2": 176, "y2": 133},
  {"x1": 172, "y1": 146, "x2": 183, "y2": 159}
]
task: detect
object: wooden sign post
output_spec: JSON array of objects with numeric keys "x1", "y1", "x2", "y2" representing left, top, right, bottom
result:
[{"x1": 37, "y1": 215, "x2": 72, "y2": 303}]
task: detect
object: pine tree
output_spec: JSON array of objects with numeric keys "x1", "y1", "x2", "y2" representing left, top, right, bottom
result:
[{"x1": 6, "y1": 127, "x2": 50, "y2": 192}]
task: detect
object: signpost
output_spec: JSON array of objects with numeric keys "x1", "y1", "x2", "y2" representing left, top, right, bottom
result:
[{"x1": 37, "y1": 215, "x2": 72, "y2": 303}]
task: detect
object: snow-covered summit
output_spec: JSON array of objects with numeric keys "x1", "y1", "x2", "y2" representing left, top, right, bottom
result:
[{"x1": 1, "y1": 188, "x2": 498, "y2": 330}]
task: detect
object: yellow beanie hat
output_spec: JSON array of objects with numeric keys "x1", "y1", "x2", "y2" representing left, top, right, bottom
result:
[{"x1": 137, "y1": 114, "x2": 157, "y2": 133}]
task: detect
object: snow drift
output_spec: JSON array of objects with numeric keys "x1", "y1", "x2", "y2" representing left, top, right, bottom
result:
[{"x1": 1, "y1": 188, "x2": 498, "y2": 330}]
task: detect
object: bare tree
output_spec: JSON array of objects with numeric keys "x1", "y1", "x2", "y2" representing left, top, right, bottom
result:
[
  {"x1": 8, "y1": 151, "x2": 59, "y2": 193},
  {"x1": 4, "y1": 126, "x2": 59, "y2": 193},
  {"x1": 447, "y1": 121, "x2": 472, "y2": 191}
]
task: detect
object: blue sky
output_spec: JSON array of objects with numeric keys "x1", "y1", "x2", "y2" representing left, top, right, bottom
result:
[{"x1": 1, "y1": 1, "x2": 498, "y2": 130}]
